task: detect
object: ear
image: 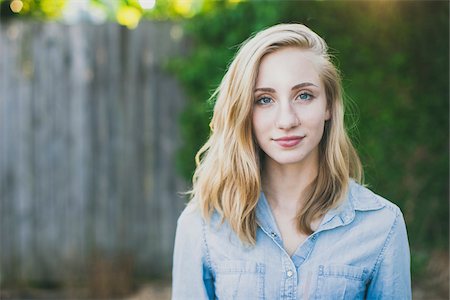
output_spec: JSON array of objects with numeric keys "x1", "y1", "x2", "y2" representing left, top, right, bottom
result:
[{"x1": 325, "y1": 107, "x2": 331, "y2": 121}]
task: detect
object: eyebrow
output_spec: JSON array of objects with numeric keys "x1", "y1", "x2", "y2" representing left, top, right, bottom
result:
[{"x1": 254, "y1": 82, "x2": 318, "y2": 93}]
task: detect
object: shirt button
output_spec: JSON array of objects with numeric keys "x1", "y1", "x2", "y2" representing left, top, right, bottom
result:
[
  {"x1": 270, "y1": 232, "x2": 277, "y2": 238},
  {"x1": 286, "y1": 270, "x2": 294, "y2": 278}
]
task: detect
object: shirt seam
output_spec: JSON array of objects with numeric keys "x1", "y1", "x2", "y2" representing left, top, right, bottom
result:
[
  {"x1": 367, "y1": 207, "x2": 400, "y2": 281},
  {"x1": 201, "y1": 217, "x2": 214, "y2": 275}
]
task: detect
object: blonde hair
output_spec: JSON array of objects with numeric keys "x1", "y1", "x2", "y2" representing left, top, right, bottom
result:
[{"x1": 189, "y1": 23, "x2": 363, "y2": 244}]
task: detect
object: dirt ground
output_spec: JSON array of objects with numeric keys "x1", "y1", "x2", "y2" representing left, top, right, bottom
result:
[
  {"x1": 125, "y1": 281, "x2": 171, "y2": 300},
  {"x1": 2, "y1": 282, "x2": 448, "y2": 300},
  {"x1": 2, "y1": 267, "x2": 449, "y2": 300},
  {"x1": 128, "y1": 282, "x2": 446, "y2": 300},
  {"x1": 125, "y1": 282, "x2": 446, "y2": 300}
]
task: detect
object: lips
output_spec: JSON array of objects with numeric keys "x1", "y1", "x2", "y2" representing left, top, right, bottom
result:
[{"x1": 273, "y1": 136, "x2": 304, "y2": 148}]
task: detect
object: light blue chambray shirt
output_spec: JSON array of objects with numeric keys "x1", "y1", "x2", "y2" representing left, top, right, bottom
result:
[{"x1": 172, "y1": 181, "x2": 411, "y2": 299}]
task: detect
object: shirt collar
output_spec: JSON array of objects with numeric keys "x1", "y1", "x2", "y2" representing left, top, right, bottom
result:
[
  {"x1": 348, "y1": 180, "x2": 386, "y2": 211},
  {"x1": 317, "y1": 180, "x2": 386, "y2": 230},
  {"x1": 255, "y1": 180, "x2": 385, "y2": 234},
  {"x1": 255, "y1": 192, "x2": 281, "y2": 238}
]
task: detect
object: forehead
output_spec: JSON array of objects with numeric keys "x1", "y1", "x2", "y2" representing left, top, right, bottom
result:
[{"x1": 255, "y1": 47, "x2": 322, "y2": 88}]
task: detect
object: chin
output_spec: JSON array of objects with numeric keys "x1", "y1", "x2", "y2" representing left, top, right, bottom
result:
[{"x1": 269, "y1": 155, "x2": 307, "y2": 166}]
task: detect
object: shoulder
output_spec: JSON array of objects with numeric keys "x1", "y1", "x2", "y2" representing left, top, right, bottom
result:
[
  {"x1": 177, "y1": 201, "x2": 227, "y2": 235},
  {"x1": 345, "y1": 181, "x2": 409, "y2": 254},
  {"x1": 349, "y1": 180, "x2": 403, "y2": 219},
  {"x1": 176, "y1": 202, "x2": 206, "y2": 234},
  {"x1": 347, "y1": 180, "x2": 406, "y2": 237}
]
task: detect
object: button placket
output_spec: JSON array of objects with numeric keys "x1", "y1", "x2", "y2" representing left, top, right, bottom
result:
[{"x1": 281, "y1": 254, "x2": 297, "y2": 300}]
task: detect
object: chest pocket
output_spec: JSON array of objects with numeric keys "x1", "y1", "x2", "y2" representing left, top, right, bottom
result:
[
  {"x1": 214, "y1": 260, "x2": 265, "y2": 300},
  {"x1": 315, "y1": 264, "x2": 369, "y2": 300}
]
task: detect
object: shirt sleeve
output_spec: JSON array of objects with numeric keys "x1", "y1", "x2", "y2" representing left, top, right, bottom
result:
[
  {"x1": 366, "y1": 209, "x2": 412, "y2": 299},
  {"x1": 172, "y1": 205, "x2": 214, "y2": 300}
]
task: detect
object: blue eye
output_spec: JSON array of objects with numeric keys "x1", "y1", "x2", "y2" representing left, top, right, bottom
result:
[
  {"x1": 255, "y1": 96, "x2": 273, "y2": 105},
  {"x1": 297, "y1": 92, "x2": 313, "y2": 101}
]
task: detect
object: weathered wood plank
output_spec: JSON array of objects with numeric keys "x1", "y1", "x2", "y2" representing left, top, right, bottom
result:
[{"x1": 0, "y1": 21, "x2": 188, "y2": 285}]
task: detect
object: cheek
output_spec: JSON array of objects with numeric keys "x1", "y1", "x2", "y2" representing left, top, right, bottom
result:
[
  {"x1": 251, "y1": 110, "x2": 268, "y2": 136},
  {"x1": 301, "y1": 109, "x2": 327, "y2": 129}
]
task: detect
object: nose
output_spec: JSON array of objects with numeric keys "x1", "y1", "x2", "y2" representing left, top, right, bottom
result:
[{"x1": 275, "y1": 102, "x2": 300, "y2": 129}]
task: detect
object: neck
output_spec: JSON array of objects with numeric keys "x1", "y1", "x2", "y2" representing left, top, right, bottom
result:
[{"x1": 262, "y1": 155, "x2": 318, "y2": 213}]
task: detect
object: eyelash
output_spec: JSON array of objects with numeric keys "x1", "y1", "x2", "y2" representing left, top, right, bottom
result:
[{"x1": 255, "y1": 92, "x2": 314, "y2": 105}]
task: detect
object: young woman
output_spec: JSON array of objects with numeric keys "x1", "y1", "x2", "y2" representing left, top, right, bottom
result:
[{"x1": 172, "y1": 24, "x2": 411, "y2": 299}]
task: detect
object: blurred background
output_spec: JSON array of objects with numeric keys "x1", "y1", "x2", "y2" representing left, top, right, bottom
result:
[{"x1": 0, "y1": 0, "x2": 448, "y2": 299}]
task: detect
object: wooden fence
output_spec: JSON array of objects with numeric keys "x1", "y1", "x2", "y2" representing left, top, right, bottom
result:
[{"x1": 0, "y1": 20, "x2": 189, "y2": 285}]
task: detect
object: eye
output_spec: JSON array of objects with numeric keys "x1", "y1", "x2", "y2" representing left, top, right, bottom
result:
[
  {"x1": 297, "y1": 92, "x2": 314, "y2": 101},
  {"x1": 255, "y1": 96, "x2": 273, "y2": 105}
]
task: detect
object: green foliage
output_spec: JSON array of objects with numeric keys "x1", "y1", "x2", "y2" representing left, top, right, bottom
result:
[
  {"x1": 0, "y1": 0, "x2": 67, "y2": 20},
  {"x1": 0, "y1": 0, "x2": 238, "y2": 27},
  {"x1": 171, "y1": 0, "x2": 449, "y2": 256}
]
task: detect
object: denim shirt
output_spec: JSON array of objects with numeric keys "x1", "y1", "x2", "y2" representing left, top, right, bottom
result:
[{"x1": 172, "y1": 181, "x2": 411, "y2": 299}]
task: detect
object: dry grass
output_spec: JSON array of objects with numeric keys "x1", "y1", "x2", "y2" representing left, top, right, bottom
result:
[
  {"x1": 412, "y1": 250, "x2": 449, "y2": 300},
  {"x1": 125, "y1": 281, "x2": 171, "y2": 300}
]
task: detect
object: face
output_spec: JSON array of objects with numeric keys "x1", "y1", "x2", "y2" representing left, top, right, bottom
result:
[{"x1": 252, "y1": 47, "x2": 330, "y2": 168}]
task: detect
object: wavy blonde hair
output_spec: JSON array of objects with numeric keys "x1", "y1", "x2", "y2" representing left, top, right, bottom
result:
[{"x1": 189, "y1": 24, "x2": 362, "y2": 245}]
